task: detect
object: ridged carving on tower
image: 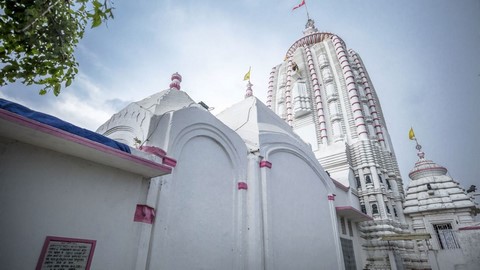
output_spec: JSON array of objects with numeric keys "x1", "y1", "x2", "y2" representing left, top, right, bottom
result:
[
  {"x1": 268, "y1": 19, "x2": 414, "y2": 269},
  {"x1": 266, "y1": 68, "x2": 275, "y2": 108},
  {"x1": 332, "y1": 35, "x2": 368, "y2": 139},
  {"x1": 304, "y1": 45, "x2": 327, "y2": 143},
  {"x1": 350, "y1": 50, "x2": 386, "y2": 147},
  {"x1": 285, "y1": 58, "x2": 294, "y2": 126}
]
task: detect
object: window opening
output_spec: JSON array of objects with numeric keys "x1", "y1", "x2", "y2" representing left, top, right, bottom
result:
[
  {"x1": 365, "y1": 175, "x2": 372, "y2": 184},
  {"x1": 347, "y1": 220, "x2": 354, "y2": 237},
  {"x1": 433, "y1": 223, "x2": 460, "y2": 249},
  {"x1": 340, "y1": 217, "x2": 347, "y2": 235}
]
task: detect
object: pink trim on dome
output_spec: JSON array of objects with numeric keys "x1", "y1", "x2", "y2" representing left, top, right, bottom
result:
[
  {"x1": 285, "y1": 32, "x2": 343, "y2": 58},
  {"x1": 169, "y1": 72, "x2": 182, "y2": 91},
  {"x1": 171, "y1": 73, "x2": 182, "y2": 82},
  {"x1": 408, "y1": 163, "x2": 448, "y2": 179}
]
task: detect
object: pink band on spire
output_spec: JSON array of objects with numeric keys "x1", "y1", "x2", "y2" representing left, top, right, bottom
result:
[{"x1": 170, "y1": 72, "x2": 182, "y2": 90}]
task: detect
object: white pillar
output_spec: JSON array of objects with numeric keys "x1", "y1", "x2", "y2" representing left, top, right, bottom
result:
[{"x1": 246, "y1": 153, "x2": 265, "y2": 270}]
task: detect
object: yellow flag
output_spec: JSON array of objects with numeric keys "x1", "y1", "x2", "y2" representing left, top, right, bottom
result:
[
  {"x1": 409, "y1": 127, "x2": 415, "y2": 140},
  {"x1": 243, "y1": 68, "x2": 251, "y2": 81}
]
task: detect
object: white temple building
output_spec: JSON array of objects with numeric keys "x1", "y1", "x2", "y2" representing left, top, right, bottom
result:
[
  {"x1": 403, "y1": 141, "x2": 479, "y2": 270},
  {"x1": 267, "y1": 19, "x2": 412, "y2": 269},
  {"x1": 0, "y1": 72, "x2": 372, "y2": 270},
  {"x1": 0, "y1": 18, "x2": 478, "y2": 270}
]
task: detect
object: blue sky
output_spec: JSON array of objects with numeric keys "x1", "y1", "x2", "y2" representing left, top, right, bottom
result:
[{"x1": 1, "y1": 0, "x2": 479, "y2": 190}]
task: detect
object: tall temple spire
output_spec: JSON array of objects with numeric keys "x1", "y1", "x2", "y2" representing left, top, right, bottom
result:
[{"x1": 269, "y1": 17, "x2": 414, "y2": 269}]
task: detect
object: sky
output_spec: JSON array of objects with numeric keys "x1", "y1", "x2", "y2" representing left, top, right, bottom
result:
[{"x1": 1, "y1": 0, "x2": 479, "y2": 190}]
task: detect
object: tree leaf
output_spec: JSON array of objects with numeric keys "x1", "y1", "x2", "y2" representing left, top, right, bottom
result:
[
  {"x1": 91, "y1": 15, "x2": 102, "y2": 28},
  {"x1": 54, "y1": 84, "x2": 61, "y2": 96},
  {"x1": 0, "y1": 0, "x2": 114, "y2": 96}
]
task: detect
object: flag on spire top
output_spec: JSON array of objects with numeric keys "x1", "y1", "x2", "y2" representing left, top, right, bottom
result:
[
  {"x1": 409, "y1": 127, "x2": 415, "y2": 140},
  {"x1": 243, "y1": 67, "x2": 251, "y2": 81},
  {"x1": 292, "y1": 0, "x2": 306, "y2": 11}
]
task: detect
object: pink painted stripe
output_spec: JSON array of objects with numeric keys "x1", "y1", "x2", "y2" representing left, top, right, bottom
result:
[
  {"x1": 163, "y1": 156, "x2": 177, "y2": 167},
  {"x1": 139, "y1": 146, "x2": 177, "y2": 168},
  {"x1": 140, "y1": 145, "x2": 166, "y2": 157},
  {"x1": 259, "y1": 160, "x2": 272, "y2": 168},
  {"x1": 0, "y1": 109, "x2": 172, "y2": 173},
  {"x1": 459, "y1": 226, "x2": 480, "y2": 231},
  {"x1": 238, "y1": 182, "x2": 248, "y2": 190},
  {"x1": 408, "y1": 166, "x2": 447, "y2": 178},
  {"x1": 134, "y1": 204, "x2": 155, "y2": 224}
]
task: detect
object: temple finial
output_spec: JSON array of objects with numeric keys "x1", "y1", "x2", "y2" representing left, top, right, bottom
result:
[
  {"x1": 415, "y1": 142, "x2": 425, "y2": 159},
  {"x1": 169, "y1": 72, "x2": 182, "y2": 91},
  {"x1": 409, "y1": 127, "x2": 425, "y2": 159},
  {"x1": 303, "y1": 18, "x2": 318, "y2": 36},
  {"x1": 245, "y1": 81, "x2": 253, "y2": 98}
]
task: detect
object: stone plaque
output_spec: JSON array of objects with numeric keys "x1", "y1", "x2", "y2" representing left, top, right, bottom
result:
[{"x1": 36, "y1": 236, "x2": 96, "y2": 270}]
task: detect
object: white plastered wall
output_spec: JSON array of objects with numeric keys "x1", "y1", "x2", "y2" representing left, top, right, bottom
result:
[{"x1": 0, "y1": 137, "x2": 149, "y2": 270}]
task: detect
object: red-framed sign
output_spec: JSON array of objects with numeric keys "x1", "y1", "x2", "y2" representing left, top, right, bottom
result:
[{"x1": 35, "y1": 236, "x2": 96, "y2": 270}]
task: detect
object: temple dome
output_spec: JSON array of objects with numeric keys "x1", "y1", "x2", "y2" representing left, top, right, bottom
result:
[
  {"x1": 408, "y1": 157, "x2": 448, "y2": 180},
  {"x1": 217, "y1": 96, "x2": 309, "y2": 153},
  {"x1": 404, "y1": 152, "x2": 475, "y2": 215}
]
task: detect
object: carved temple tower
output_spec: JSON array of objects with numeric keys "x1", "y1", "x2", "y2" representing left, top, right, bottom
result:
[{"x1": 268, "y1": 19, "x2": 413, "y2": 269}]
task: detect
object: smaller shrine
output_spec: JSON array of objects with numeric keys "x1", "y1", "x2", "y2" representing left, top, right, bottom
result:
[{"x1": 403, "y1": 138, "x2": 479, "y2": 270}]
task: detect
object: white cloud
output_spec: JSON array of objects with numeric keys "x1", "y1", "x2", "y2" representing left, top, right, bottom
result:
[{"x1": 1, "y1": 0, "x2": 478, "y2": 190}]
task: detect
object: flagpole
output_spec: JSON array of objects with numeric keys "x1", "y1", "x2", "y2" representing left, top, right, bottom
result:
[{"x1": 304, "y1": 0, "x2": 310, "y2": 20}]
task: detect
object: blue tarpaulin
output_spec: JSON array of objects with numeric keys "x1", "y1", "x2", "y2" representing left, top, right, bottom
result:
[{"x1": 0, "y1": 98, "x2": 131, "y2": 153}]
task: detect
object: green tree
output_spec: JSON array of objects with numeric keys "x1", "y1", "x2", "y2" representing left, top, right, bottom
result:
[{"x1": 0, "y1": 0, "x2": 113, "y2": 96}]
